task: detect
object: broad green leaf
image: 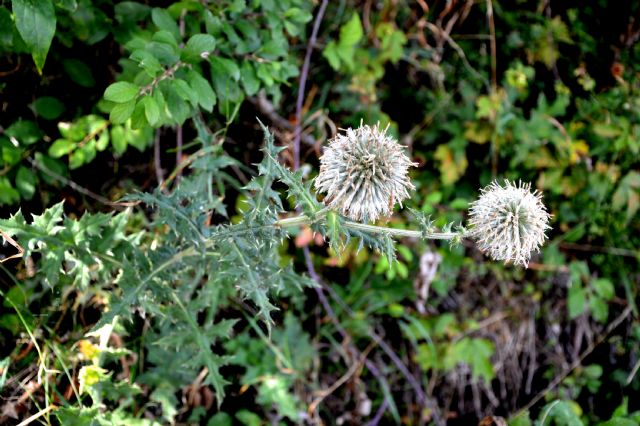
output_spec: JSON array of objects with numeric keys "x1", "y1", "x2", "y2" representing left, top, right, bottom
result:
[
  {"x1": 0, "y1": 137, "x2": 22, "y2": 166},
  {"x1": 104, "y1": 82, "x2": 139, "y2": 103},
  {"x1": 0, "y1": 8, "x2": 14, "y2": 48},
  {"x1": 210, "y1": 57, "x2": 240, "y2": 81},
  {"x1": 96, "y1": 130, "x2": 109, "y2": 151},
  {"x1": 69, "y1": 147, "x2": 86, "y2": 169},
  {"x1": 255, "y1": 62, "x2": 274, "y2": 86},
  {"x1": 151, "y1": 8, "x2": 180, "y2": 41},
  {"x1": 109, "y1": 99, "x2": 137, "y2": 123},
  {"x1": 54, "y1": 0, "x2": 77, "y2": 11},
  {"x1": 568, "y1": 285, "x2": 586, "y2": 319},
  {"x1": 12, "y1": 0, "x2": 56, "y2": 74},
  {"x1": 592, "y1": 278, "x2": 615, "y2": 300},
  {"x1": 599, "y1": 419, "x2": 639, "y2": 426},
  {"x1": 130, "y1": 49, "x2": 163, "y2": 77},
  {"x1": 142, "y1": 96, "x2": 160, "y2": 126},
  {"x1": 62, "y1": 59, "x2": 96, "y2": 87},
  {"x1": 589, "y1": 297, "x2": 609, "y2": 323},
  {"x1": 235, "y1": 410, "x2": 262, "y2": 426},
  {"x1": 48, "y1": 139, "x2": 74, "y2": 157},
  {"x1": 129, "y1": 99, "x2": 147, "y2": 129},
  {"x1": 5, "y1": 120, "x2": 43, "y2": 145},
  {"x1": 509, "y1": 412, "x2": 532, "y2": 426},
  {"x1": 0, "y1": 177, "x2": 20, "y2": 204},
  {"x1": 322, "y1": 40, "x2": 341, "y2": 70},
  {"x1": 538, "y1": 400, "x2": 583, "y2": 426},
  {"x1": 182, "y1": 34, "x2": 216, "y2": 63},
  {"x1": 187, "y1": 69, "x2": 216, "y2": 112},
  {"x1": 110, "y1": 125, "x2": 127, "y2": 155},
  {"x1": 15, "y1": 166, "x2": 36, "y2": 199},
  {"x1": 147, "y1": 39, "x2": 180, "y2": 65},
  {"x1": 171, "y1": 79, "x2": 198, "y2": 106},
  {"x1": 207, "y1": 413, "x2": 232, "y2": 426},
  {"x1": 35, "y1": 153, "x2": 67, "y2": 186},
  {"x1": 33, "y1": 96, "x2": 65, "y2": 120},
  {"x1": 114, "y1": 1, "x2": 150, "y2": 24},
  {"x1": 164, "y1": 84, "x2": 190, "y2": 125},
  {"x1": 339, "y1": 13, "x2": 363, "y2": 47},
  {"x1": 240, "y1": 61, "x2": 260, "y2": 96},
  {"x1": 152, "y1": 30, "x2": 179, "y2": 49}
]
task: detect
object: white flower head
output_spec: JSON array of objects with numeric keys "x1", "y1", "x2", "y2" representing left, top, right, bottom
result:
[
  {"x1": 468, "y1": 180, "x2": 551, "y2": 267},
  {"x1": 314, "y1": 123, "x2": 417, "y2": 222}
]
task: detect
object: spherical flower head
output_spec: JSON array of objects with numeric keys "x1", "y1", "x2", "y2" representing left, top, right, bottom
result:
[
  {"x1": 468, "y1": 180, "x2": 551, "y2": 267},
  {"x1": 314, "y1": 123, "x2": 417, "y2": 222}
]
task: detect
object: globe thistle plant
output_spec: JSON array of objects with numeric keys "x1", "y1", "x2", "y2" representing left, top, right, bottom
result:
[
  {"x1": 468, "y1": 180, "x2": 551, "y2": 267},
  {"x1": 314, "y1": 123, "x2": 417, "y2": 222}
]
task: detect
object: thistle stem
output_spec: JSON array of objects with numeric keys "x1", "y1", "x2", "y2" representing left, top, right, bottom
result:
[
  {"x1": 342, "y1": 221, "x2": 459, "y2": 240},
  {"x1": 273, "y1": 208, "x2": 462, "y2": 241}
]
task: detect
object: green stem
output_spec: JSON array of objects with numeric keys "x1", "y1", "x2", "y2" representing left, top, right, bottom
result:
[
  {"x1": 272, "y1": 208, "x2": 464, "y2": 241},
  {"x1": 342, "y1": 221, "x2": 460, "y2": 240}
]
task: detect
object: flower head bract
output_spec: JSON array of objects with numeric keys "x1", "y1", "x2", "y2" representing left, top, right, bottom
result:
[
  {"x1": 468, "y1": 180, "x2": 551, "y2": 267},
  {"x1": 314, "y1": 123, "x2": 417, "y2": 222}
]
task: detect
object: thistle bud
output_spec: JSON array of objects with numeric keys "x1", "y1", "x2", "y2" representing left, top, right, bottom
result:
[
  {"x1": 468, "y1": 180, "x2": 551, "y2": 267},
  {"x1": 314, "y1": 123, "x2": 417, "y2": 222}
]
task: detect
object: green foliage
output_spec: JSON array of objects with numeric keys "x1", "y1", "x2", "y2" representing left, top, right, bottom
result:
[
  {"x1": 11, "y1": 0, "x2": 56, "y2": 74},
  {"x1": 2, "y1": 1, "x2": 640, "y2": 425},
  {"x1": 0, "y1": 0, "x2": 312, "y2": 204}
]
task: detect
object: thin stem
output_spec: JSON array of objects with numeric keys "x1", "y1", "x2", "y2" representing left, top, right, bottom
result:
[
  {"x1": 175, "y1": 125, "x2": 183, "y2": 183},
  {"x1": 154, "y1": 129, "x2": 163, "y2": 186},
  {"x1": 293, "y1": 0, "x2": 329, "y2": 170},
  {"x1": 343, "y1": 221, "x2": 461, "y2": 240}
]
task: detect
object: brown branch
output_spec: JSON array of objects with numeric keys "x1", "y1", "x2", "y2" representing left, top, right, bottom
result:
[
  {"x1": 486, "y1": 0, "x2": 497, "y2": 90},
  {"x1": 0, "y1": 230, "x2": 24, "y2": 263},
  {"x1": 154, "y1": 128, "x2": 164, "y2": 186},
  {"x1": 308, "y1": 341, "x2": 377, "y2": 415},
  {"x1": 175, "y1": 125, "x2": 183, "y2": 183},
  {"x1": 77, "y1": 120, "x2": 110, "y2": 149},
  {"x1": 559, "y1": 242, "x2": 638, "y2": 258},
  {"x1": 28, "y1": 157, "x2": 127, "y2": 207},
  {"x1": 293, "y1": 0, "x2": 328, "y2": 170},
  {"x1": 514, "y1": 305, "x2": 633, "y2": 417},
  {"x1": 247, "y1": 94, "x2": 317, "y2": 147}
]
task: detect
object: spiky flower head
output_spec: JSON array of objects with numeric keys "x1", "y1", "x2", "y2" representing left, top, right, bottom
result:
[
  {"x1": 468, "y1": 180, "x2": 551, "y2": 267},
  {"x1": 314, "y1": 123, "x2": 417, "y2": 222}
]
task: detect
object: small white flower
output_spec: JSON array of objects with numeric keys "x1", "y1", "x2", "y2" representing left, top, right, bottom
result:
[
  {"x1": 468, "y1": 180, "x2": 551, "y2": 267},
  {"x1": 314, "y1": 123, "x2": 417, "y2": 222}
]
